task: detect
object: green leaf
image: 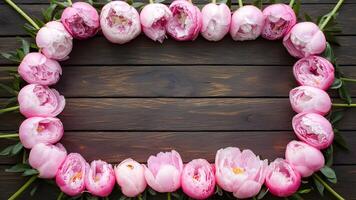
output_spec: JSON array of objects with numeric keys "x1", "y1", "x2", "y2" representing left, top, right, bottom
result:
[
  {"x1": 323, "y1": 145, "x2": 333, "y2": 167},
  {"x1": 131, "y1": 2, "x2": 145, "y2": 10},
  {"x1": 215, "y1": 185, "x2": 223, "y2": 196},
  {"x1": 313, "y1": 176, "x2": 325, "y2": 196},
  {"x1": 298, "y1": 188, "x2": 312, "y2": 194},
  {"x1": 320, "y1": 166, "x2": 337, "y2": 183},
  {"x1": 20, "y1": 38, "x2": 30, "y2": 55},
  {"x1": 30, "y1": 183, "x2": 39, "y2": 196},
  {"x1": 292, "y1": 0, "x2": 301, "y2": 18},
  {"x1": 42, "y1": 4, "x2": 58, "y2": 22},
  {"x1": 331, "y1": 78, "x2": 342, "y2": 89},
  {"x1": 154, "y1": 0, "x2": 165, "y2": 3},
  {"x1": 0, "y1": 52, "x2": 21, "y2": 63},
  {"x1": 0, "y1": 83, "x2": 18, "y2": 96},
  {"x1": 329, "y1": 109, "x2": 345, "y2": 125},
  {"x1": 338, "y1": 84, "x2": 352, "y2": 104},
  {"x1": 252, "y1": 0, "x2": 263, "y2": 9},
  {"x1": 334, "y1": 131, "x2": 348, "y2": 150},
  {"x1": 5, "y1": 163, "x2": 31, "y2": 173},
  {"x1": 257, "y1": 187, "x2": 269, "y2": 199},
  {"x1": 0, "y1": 142, "x2": 23, "y2": 156},
  {"x1": 290, "y1": 193, "x2": 304, "y2": 200},
  {"x1": 304, "y1": 13, "x2": 314, "y2": 22},
  {"x1": 11, "y1": 142, "x2": 23, "y2": 155},
  {"x1": 23, "y1": 169, "x2": 39, "y2": 176},
  {"x1": 148, "y1": 188, "x2": 156, "y2": 196}
]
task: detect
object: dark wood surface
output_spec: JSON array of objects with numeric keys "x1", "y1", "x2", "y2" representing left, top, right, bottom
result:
[{"x1": 1, "y1": 0, "x2": 356, "y2": 199}]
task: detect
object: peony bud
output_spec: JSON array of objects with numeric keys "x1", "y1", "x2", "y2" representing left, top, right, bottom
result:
[
  {"x1": 262, "y1": 4, "x2": 296, "y2": 40},
  {"x1": 144, "y1": 150, "x2": 183, "y2": 193},
  {"x1": 36, "y1": 21, "x2": 73, "y2": 60},
  {"x1": 18, "y1": 52, "x2": 62, "y2": 86},
  {"x1": 85, "y1": 160, "x2": 115, "y2": 197},
  {"x1": 167, "y1": 0, "x2": 202, "y2": 41},
  {"x1": 283, "y1": 22, "x2": 326, "y2": 58},
  {"x1": 215, "y1": 147, "x2": 268, "y2": 199},
  {"x1": 140, "y1": 3, "x2": 172, "y2": 43},
  {"x1": 289, "y1": 86, "x2": 332, "y2": 116},
  {"x1": 292, "y1": 112, "x2": 334, "y2": 149},
  {"x1": 56, "y1": 153, "x2": 87, "y2": 196},
  {"x1": 18, "y1": 84, "x2": 65, "y2": 118},
  {"x1": 115, "y1": 158, "x2": 147, "y2": 197},
  {"x1": 61, "y1": 2, "x2": 100, "y2": 39},
  {"x1": 285, "y1": 140, "x2": 325, "y2": 177},
  {"x1": 230, "y1": 5, "x2": 264, "y2": 41},
  {"x1": 201, "y1": 3, "x2": 231, "y2": 41},
  {"x1": 293, "y1": 56, "x2": 335, "y2": 90},
  {"x1": 19, "y1": 117, "x2": 63, "y2": 149},
  {"x1": 29, "y1": 143, "x2": 67, "y2": 179},
  {"x1": 100, "y1": 1, "x2": 141, "y2": 44},
  {"x1": 181, "y1": 159, "x2": 215, "y2": 200},
  {"x1": 265, "y1": 158, "x2": 301, "y2": 197}
]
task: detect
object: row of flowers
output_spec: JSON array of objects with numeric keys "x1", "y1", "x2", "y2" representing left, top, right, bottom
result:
[{"x1": 0, "y1": 0, "x2": 350, "y2": 199}]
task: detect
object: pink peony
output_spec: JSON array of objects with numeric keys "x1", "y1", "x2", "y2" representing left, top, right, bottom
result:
[
  {"x1": 289, "y1": 86, "x2": 332, "y2": 116},
  {"x1": 140, "y1": 3, "x2": 172, "y2": 43},
  {"x1": 61, "y1": 2, "x2": 100, "y2": 39},
  {"x1": 265, "y1": 158, "x2": 301, "y2": 197},
  {"x1": 181, "y1": 159, "x2": 215, "y2": 200},
  {"x1": 167, "y1": 0, "x2": 202, "y2": 41},
  {"x1": 144, "y1": 150, "x2": 183, "y2": 193},
  {"x1": 215, "y1": 147, "x2": 268, "y2": 199},
  {"x1": 18, "y1": 84, "x2": 65, "y2": 118},
  {"x1": 85, "y1": 160, "x2": 116, "y2": 197},
  {"x1": 115, "y1": 158, "x2": 147, "y2": 197},
  {"x1": 230, "y1": 5, "x2": 264, "y2": 41},
  {"x1": 100, "y1": 1, "x2": 141, "y2": 44},
  {"x1": 262, "y1": 4, "x2": 296, "y2": 40},
  {"x1": 19, "y1": 117, "x2": 63, "y2": 149},
  {"x1": 29, "y1": 143, "x2": 67, "y2": 179},
  {"x1": 292, "y1": 112, "x2": 334, "y2": 149},
  {"x1": 283, "y1": 22, "x2": 326, "y2": 58},
  {"x1": 285, "y1": 140, "x2": 325, "y2": 177},
  {"x1": 56, "y1": 153, "x2": 88, "y2": 196},
  {"x1": 293, "y1": 56, "x2": 335, "y2": 90},
  {"x1": 36, "y1": 21, "x2": 73, "y2": 60},
  {"x1": 201, "y1": 3, "x2": 231, "y2": 41},
  {"x1": 18, "y1": 52, "x2": 62, "y2": 86}
]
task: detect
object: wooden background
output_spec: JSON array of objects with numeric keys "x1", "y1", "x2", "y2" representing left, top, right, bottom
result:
[{"x1": 0, "y1": 0, "x2": 356, "y2": 199}]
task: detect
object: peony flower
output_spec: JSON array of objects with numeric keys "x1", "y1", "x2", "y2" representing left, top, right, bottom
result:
[
  {"x1": 289, "y1": 86, "x2": 332, "y2": 116},
  {"x1": 283, "y1": 22, "x2": 326, "y2": 58},
  {"x1": 29, "y1": 143, "x2": 67, "y2": 179},
  {"x1": 18, "y1": 52, "x2": 62, "y2": 86},
  {"x1": 265, "y1": 158, "x2": 301, "y2": 197},
  {"x1": 292, "y1": 112, "x2": 334, "y2": 149},
  {"x1": 230, "y1": 5, "x2": 264, "y2": 41},
  {"x1": 167, "y1": 0, "x2": 202, "y2": 41},
  {"x1": 201, "y1": 3, "x2": 231, "y2": 41},
  {"x1": 36, "y1": 21, "x2": 73, "y2": 60},
  {"x1": 100, "y1": 1, "x2": 141, "y2": 44},
  {"x1": 215, "y1": 147, "x2": 268, "y2": 199},
  {"x1": 19, "y1": 117, "x2": 63, "y2": 149},
  {"x1": 181, "y1": 159, "x2": 215, "y2": 200},
  {"x1": 56, "y1": 153, "x2": 88, "y2": 196},
  {"x1": 61, "y1": 2, "x2": 100, "y2": 39},
  {"x1": 85, "y1": 160, "x2": 116, "y2": 197},
  {"x1": 115, "y1": 158, "x2": 147, "y2": 197},
  {"x1": 140, "y1": 3, "x2": 172, "y2": 43},
  {"x1": 293, "y1": 56, "x2": 335, "y2": 90},
  {"x1": 144, "y1": 150, "x2": 183, "y2": 193},
  {"x1": 18, "y1": 84, "x2": 65, "y2": 118},
  {"x1": 262, "y1": 4, "x2": 296, "y2": 40},
  {"x1": 285, "y1": 140, "x2": 325, "y2": 177}
]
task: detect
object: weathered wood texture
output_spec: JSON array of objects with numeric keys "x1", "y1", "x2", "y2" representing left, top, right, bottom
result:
[{"x1": 1, "y1": 0, "x2": 356, "y2": 200}]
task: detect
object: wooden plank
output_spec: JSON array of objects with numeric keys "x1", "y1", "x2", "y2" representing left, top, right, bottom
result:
[
  {"x1": 1, "y1": 36, "x2": 356, "y2": 66},
  {"x1": 0, "y1": 3, "x2": 355, "y2": 36},
  {"x1": 1, "y1": 98, "x2": 355, "y2": 131},
  {"x1": 1, "y1": 66, "x2": 356, "y2": 98},
  {"x1": 0, "y1": 165, "x2": 355, "y2": 199},
  {"x1": 1, "y1": 131, "x2": 355, "y2": 164}
]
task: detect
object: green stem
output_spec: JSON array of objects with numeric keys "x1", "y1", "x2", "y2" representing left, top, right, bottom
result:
[
  {"x1": 4, "y1": 0, "x2": 40, "y2": 30},
  {"x1": 238, "y1": 0, "x2": 243, "y2": 7},
  {"x1": 149, "y1": 0, "x2": 154, "y2": 3},
  {"x1": 289, "y1": 0, "x2": 295, "y2": 7},
  {"x1": 57, "y1": 192, "x2": 64, "y2": 200},
  {"x1": 138, "y1": 194, "x2": 143, "y2": 200},
  {"x1": 341, "y1": 77, "x2": 356, "y2": 83},
  {"x1": 212, "y1": 0, "x2": 216, "y2": 4},
  {"x1": 314, "y1": 174, "x2": 345, "y2": 200},
  {"x1": 8, "y1": 175, "x2": 37, "y2": 200},
  {"x1": 22, "y1": 149, "x2": 26, "y2": 164},
  {"x1": 167, "y1": 192, "x2": 171, "y2": 200},
  {"x1": 67, "y1": 0, "x2": 73, "y2": 5},
  {"x1": 0, "y1": 133, "x2": 19, "y2": 139},
  {"x1": 319, "y1": 0, "x2": 344, "y2": 31},
  {"x1": 332, "y1": 103, "x2": 356, "y2": 107},
  {"x1": 0, "y1": 105, "x2": 19, "y2": 114}
]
